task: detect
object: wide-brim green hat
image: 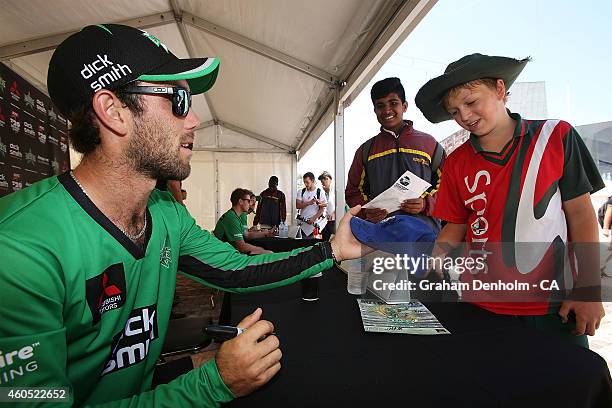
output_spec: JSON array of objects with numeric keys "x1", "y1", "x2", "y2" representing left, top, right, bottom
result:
[{"x1": 415, "y1": 53, "x2": 530, "y2": 123}]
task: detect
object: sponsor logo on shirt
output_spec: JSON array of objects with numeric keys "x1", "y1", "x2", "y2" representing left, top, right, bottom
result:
[
  {"x1": 514, "y1": 120, "x2": 567, "y2": 274},
  {"x1": 86, "y1": 264, "x2": 127, "y2": 325},
  {"x1": 160, "y1": 237, "x2": 171, "y2": 268},
  {"x1": 464, "y1": 170, "x2": 491, "y2": 240},
  {"x1": 102, "y1": 305, "x2": 158, "y2": 376},
  {"x1": 0, "y1": 342, "x2": 40, "y2": 385}
]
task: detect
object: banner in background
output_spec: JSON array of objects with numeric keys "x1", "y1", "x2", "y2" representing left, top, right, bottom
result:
[{"x1": 0, "y1": 62, "x2": 70, "y2": 198}]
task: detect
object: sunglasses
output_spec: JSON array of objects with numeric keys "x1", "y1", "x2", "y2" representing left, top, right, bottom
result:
[{"x1": 122, "y1": 85, "x2": 192, "y2": 117}]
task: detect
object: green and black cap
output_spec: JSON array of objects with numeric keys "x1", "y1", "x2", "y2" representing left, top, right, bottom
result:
[
  {"x1": 415, "y1": 53, "x2": 530, "y2": 123},
  {"x1": 47, "y1": 23, "x2": 220, "y2": 116}
]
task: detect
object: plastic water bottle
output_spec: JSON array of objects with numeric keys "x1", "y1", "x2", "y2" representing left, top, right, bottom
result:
[{"x1": 280, "y1": 222, "x2": 288, "y2": 238}]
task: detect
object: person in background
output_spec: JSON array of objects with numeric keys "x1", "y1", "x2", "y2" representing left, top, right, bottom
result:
[
  {"x1": 345, "y1": 77, "x2": 445, "y2": 231},
  {"x1": 214, "y1": 188, "x2": 273, "y2": 254},
  {"x1": 244, "y1": 192, "x2": 278, "y2": 239},
  {"x1": 296, "y1": 172, "x2": 327, "y2": 237},
  {"x1": 156, "y1": 178, "x2": 184, "y2": 205},
  {"x1": 318, "y1": 171, "x2": 336, "y2": 240},
  {"x1": 254, "y1": 175, "x2": 287, "y2": 228}
]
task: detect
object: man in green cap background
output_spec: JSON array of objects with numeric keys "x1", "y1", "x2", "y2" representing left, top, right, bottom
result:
[{"x1": 416, "y1": 53, "x2": 606, "y2": 347}]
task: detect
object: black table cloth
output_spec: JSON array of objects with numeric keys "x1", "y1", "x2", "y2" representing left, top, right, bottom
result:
[{"x1": 225, "y1": 268, "x2": 612, "y2": 407}]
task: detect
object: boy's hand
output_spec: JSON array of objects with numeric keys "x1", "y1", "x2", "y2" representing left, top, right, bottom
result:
[
  {"x1": 400, "y1": 198, "x2": 425, "y2": 214},
  {"x1": 364, "y1": 208, "x2": 388, "y2": 223},
  {"x1": 559, "y1": 300, "x2": 605, "y2": 336}
]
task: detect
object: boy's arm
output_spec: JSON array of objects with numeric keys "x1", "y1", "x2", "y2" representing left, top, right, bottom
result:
[
  {"x1": 428, "y1": 222, "x2": 467, "y2": 277},
  {"x1": 345, "y1": 146, "x2": 368, "y2": 208},
  {"x1": 560, "y1": 193, "x2": 605, "y2": 336}
]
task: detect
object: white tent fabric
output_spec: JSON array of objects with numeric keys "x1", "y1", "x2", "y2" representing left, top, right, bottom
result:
[{"x1": 0, "y1": 0, "x2": 436, "y2": 229}]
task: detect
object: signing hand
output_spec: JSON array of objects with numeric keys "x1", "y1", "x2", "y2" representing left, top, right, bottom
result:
[
  {"x1": 400, "y1": 198, "x2": 425, "y2": 214},
  {"x1": 559, "y1": 300, "x2": 605, "y2": 336},
  {"x1": 216, "y1": 308, "x2": 281, "y2": 397}
]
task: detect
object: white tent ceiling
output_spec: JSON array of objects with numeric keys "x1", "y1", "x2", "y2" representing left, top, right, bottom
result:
[{"x1": 0, "y1": 0, "x2": 436, "y2": 157}]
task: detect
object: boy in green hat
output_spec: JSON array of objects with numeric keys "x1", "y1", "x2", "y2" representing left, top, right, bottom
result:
[{"x1": 415, "y1": 54, "x2": 605, "y2": 346}]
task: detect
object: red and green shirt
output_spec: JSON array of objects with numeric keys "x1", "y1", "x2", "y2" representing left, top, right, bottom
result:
[{"x1": 433, "y1": 112, "x2": 604, "y2": 315}]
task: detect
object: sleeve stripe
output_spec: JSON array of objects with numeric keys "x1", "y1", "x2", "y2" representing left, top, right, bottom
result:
[{"x1": 178, "y1": 244, "x2": 333, "y2": 293}]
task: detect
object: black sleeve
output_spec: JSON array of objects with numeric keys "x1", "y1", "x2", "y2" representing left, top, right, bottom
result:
[{"x1": 559, "y1": 125, "x2": 605, "y2": 201}]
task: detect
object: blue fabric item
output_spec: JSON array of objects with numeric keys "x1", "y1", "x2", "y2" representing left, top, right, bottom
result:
[{"x1": 350, "y1": 215, "x2": 437, "y2": 276}]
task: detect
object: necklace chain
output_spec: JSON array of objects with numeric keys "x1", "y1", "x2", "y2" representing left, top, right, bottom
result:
[{"x1": 70, "y1": 171, "x2": 147, "y2": 241}]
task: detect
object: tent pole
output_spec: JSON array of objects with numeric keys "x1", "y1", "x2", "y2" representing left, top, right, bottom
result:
[{"x1": 333, "y1": 88, "x2": 346, "y2": 222}]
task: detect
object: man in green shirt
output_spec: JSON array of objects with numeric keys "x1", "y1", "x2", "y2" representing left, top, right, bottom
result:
[
  {"x1": 0, "y1": 23, "x2": 366, "y2": 407},
  {"x1": 214, "y1": 188, "x2": 272, "y2": 254}
]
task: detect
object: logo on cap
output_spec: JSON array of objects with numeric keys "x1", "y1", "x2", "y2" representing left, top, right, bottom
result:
[
  {"x1": 141, "y1": 30, "x2": 169, "y2": 53},
  {"x1": 81, "y1": 54, "x2": 133, "y2": 92}
]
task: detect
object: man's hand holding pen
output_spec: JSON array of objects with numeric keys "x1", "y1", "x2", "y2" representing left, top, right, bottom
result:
[{"x1": 215, "y1": 308, "x2": 281, "y2": 397}]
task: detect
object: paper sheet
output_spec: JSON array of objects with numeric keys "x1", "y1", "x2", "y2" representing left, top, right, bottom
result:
[
  {"x1": 362, "y1": 170, "x2": 431, "y2": 213},
  {"x1": 357, "y1": 299, "x2": 450, "y2": 335}
]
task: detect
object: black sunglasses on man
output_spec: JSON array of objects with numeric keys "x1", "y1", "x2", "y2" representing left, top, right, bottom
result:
[{"x1": 122, "y1": 85, "x2": 192, "y2": 117}]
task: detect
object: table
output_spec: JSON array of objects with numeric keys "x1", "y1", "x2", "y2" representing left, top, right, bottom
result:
[
  {"x1": 246, "y1": 236, "x2": 322, "y2": 252},
  {"x1": 225, "y1": 268, "x2": 612, "y2": 407}
]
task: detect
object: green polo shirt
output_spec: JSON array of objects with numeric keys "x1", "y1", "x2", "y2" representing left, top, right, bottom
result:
[{"x1": 214, "y1": 208, "x2": 248, "y2": 243}]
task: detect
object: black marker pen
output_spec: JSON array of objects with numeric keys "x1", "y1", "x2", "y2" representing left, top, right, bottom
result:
[
  {"x1": 204, "y1": 325, "x2": 277, "y2": 342},
  {"x1": 204, "y1": 325, "x2": 246, "y2": 342}
]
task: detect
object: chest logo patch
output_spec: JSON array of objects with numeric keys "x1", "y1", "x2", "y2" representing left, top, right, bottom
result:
[
  {"x1": 85, "y1": 263, "x2": 127, "y2": 325},
  {"x1": 160, "y1": 237, "x2": 171, "y2": 268}
]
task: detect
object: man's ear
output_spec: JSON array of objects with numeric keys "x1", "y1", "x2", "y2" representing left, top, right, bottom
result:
[
  {"x1": 91, "y1": 89, "x2": 131, "y2": 136},
  {"x1": 402, "y1": 101, "x2": 408, "y2": 112}
]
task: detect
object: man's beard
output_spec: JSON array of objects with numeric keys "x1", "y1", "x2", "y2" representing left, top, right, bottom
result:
[{"x1": 126, "y1": 116, "x2": 191, "y2": 181}]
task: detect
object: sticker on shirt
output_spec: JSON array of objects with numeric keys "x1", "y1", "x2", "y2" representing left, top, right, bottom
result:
[
  {"x1": 85, "y1": 263, "x2": 127, "y2": 325},
  {"x1": 102, "y1": 305, "x2": 158, "y2": 376}
]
